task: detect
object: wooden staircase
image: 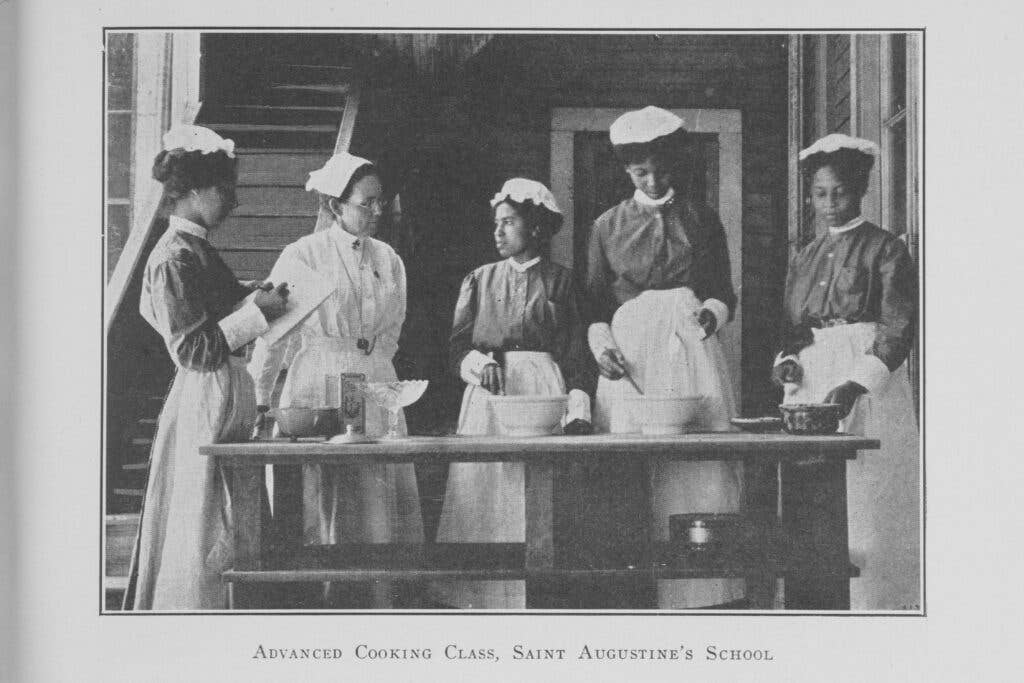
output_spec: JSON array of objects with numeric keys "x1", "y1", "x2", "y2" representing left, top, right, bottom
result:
[{"x1": 104, "y1": 53, "x2": 357, "y2": 609}]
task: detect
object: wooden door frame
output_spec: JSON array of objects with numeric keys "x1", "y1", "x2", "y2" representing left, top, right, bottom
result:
[{"x1": 548, "y1": 107, "x2": 744, "y2": 401}]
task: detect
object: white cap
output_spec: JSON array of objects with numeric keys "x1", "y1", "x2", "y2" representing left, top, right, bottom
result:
[
  {"x1": 305, "y1": 152, "x2": 375, "y2": 196},
  {"x1": 799, "y1": 133, "x2": 879, "y2": 161},
  {"x1": 609, "y1": 106, "x2": 685, "y2": 146},
  {"x1": 162, "y1": 125, "x2": 235, "y2": 158},
  {"x1": 490, "y1": 178, "x2": 561, "y2": 214}
]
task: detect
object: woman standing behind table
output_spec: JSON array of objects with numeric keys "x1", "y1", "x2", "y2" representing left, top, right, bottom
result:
[
  {"x1": 129, "y1": 125, "x2": 289, "y2": 610},
  {"x1": 429, "y1": 179, "x2": 594, "y2": 609},
  {"x1": 249, "y1": 153, "x2": 423, "y2": 556},
  {"x1": 584, "y1": 106, "x2": 743, "y2": 609},
  {"x1": 773, "y1": 134, "x2": 919, "y2": 610}
]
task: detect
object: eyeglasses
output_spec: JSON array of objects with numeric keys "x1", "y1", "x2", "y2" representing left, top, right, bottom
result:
[{"x1": 348, "y1": 197, "x2": 391, "y2": 212}]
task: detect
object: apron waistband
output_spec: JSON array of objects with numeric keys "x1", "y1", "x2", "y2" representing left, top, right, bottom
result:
[{"x1": 299, "y1": 335, "x2": 383, "y2": 355}]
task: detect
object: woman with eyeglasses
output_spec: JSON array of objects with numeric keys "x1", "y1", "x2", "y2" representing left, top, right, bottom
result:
[{"x1": 250, "y1": 154, "x2": 424, "y2": 597}]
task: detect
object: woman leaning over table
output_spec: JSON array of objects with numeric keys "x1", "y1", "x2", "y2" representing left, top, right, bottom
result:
[
  {"x1": 249, "y1": 153, "x2": 424, "y2": 562},
  {"x1": 127, "y1": 125, "x2": 289, "y2": 610},
  {"x1": 584, "y1": 106, "x2": 743, "y2": 609},
  {"x1": 773, "y1": 133, "x2": 920, "y2": 610},
  {"x1": 429, "y1": 178, "x2": 594, "y2": 609}
]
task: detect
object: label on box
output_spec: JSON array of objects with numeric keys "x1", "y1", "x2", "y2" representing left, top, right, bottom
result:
[{"x1": 340, "y1": 373, "x2": 366, "y2": 434}]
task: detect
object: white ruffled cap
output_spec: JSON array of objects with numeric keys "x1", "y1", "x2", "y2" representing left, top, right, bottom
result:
[
  {"x1": 799, "y1": 133, "x2": 879, "y2": 161},
  {"x1": 608, "y1": 106, "x2": 685, "y2": 146},
  {"x1": 162, "y1": 124, "x2": 235, "y2": 158},
  {"x1": 489, "y1": 178, "x2": 561, "y2": 214},
  {"x1": 305, "y1": 152, "x2": 375, "y2": 196}
]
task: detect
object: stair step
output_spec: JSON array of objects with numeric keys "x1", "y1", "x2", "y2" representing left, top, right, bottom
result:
[
  {"x1": 122, "y1": 462, "x2": 149, "y2": 471},
  {"x1": 203, "y1": 104, "x2": 345, "y2": 128},
  {"x1": 235, "y1": 186, "x2": 317, "y2": 217},
  {"x1": 214, "y1": 128, "x2": 337, "y2": 151},
  {"x1": 131, "y1": 438, "x2": 152, "y2": 447},
  {"x1": 219, "y1": 251, "x2": 284, "y2": 281},
  {"x1": 236, "y1": 152, "x2": 330, "y2": 187},
  {"x1": 208, "y1": 123, "x2": 338, "y2": 133},
  {"x1": 269, "y1": 83, "x2": 351, "y2": 94},
  {"x1": 113, "y1": 488, "x2": 145, "y2": 497}
]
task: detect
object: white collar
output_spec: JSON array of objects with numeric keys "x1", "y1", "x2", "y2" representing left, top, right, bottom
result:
[
  {"x1": 633, "y1": 187, "x2": 676, "y2": 207},
  {"x1": 168, "y1": 215, "x2": 208, "y2": 241},
  {"x1": 509, "y1": 256, "x2": 540, "y2": 273},
  {"x1": 329, "y1": 220, "x2": 367, "y2": 249},
  {"x1": 828, "y1": 216, "x2": 866, "y2": 235}
]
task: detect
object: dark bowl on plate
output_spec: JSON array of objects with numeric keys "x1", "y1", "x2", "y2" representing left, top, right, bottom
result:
[
  {"x1": 778, "y1": 403, "x2": 843, "y2": 435},
  {"x1": 731, "y1": 417, "x2": 783, "y2": 433}
]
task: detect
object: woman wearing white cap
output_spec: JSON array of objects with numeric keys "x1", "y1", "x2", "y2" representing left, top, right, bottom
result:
[
  {"x1": 430, "y1": 178, "x2": 594, "y2": 609},
  {"x1": 773, "y1": 134, "x2": 919, "y2": 609},
  {"x1": 127, "y1": 125, "x2": 290, "y2": 609},
  {"x1": 249, "y1": 154, "x2": 424, "y2": 576},
  {"x1": 584, "y1": 106, "x2": 742, "y2": 609}
]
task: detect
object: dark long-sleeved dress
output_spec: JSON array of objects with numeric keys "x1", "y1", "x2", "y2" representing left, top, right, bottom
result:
[
  {"x1": 431, "y1": 257, "x2": 593, "y2": 608},
  {"x1": 129, "y1": 216, "x2": 268, "y2": 610},
  {"x1": 779, "y1": 219, "x2": 920, "y2": 610}
]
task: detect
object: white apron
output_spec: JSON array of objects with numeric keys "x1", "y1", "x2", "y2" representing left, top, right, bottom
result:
[
  {"x1": 786, "y1": 322, "x2": 921, "y2": 610},
  {"x1": 594, "y1": 288, "x2": 745, "y2": 608},
  {"x1": 133, "y1": 356, "x2": 257, "y2": 610},
  {"x1": 277, "y1": 334, "x2": 424, "y2": 545},
  {"x1": 431, "y1": 351, "x2": 567, "y2": 608}
]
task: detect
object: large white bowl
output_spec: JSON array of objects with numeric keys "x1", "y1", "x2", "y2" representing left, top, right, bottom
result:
[
  {"x1": 625, "y1": 395, "x2": 702, "y2": 435},
  {"x1": 488, "y1": 395, "x2": 568, "y2": 437}
]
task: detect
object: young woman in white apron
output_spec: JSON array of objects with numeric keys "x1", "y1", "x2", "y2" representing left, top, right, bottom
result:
[
  {"x1": 430, "y1": 179, "x2": 593, "y2": 608},
  {"x1": 128, "y1": 126, "x2": 289, "y2": 609},
  {"x1": 250, "y1": 154, "x2": 424, "y2": 555},
  {"x1": 773, "y1": 134, "x2": 920, "y2": 610},
  {"x1": 585, "y1": 107, "x2": 744, "y2": 608}
]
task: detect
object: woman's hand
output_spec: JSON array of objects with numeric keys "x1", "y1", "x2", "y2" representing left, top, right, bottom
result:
[
  {"x1": 597, "y1": 348, "x2": 627, "y2": 380},
  {"x1": 480, "y1": 362, "x2": 505, "y2": 395},
  {"x1": 563, "y1": 419, "x2": 593, "y2": 436},
  {"x1": 823, "y1": 381, "x2": 867, "y2": 419},
  {"x1": 771, "y1": 359, "x2": 804, "y2": 386},
  {"x1": 244, "y1": 280, "x2": 274, "y2": 291},
  {"x1": 253, "y1": 405, "x2": 273, "y2": 440},
  {"x1": 696, "y1": 308, "x2": 717, "y2": 337},
  {"x1": 255, "y1": 282, "x2": 289, "y2": 322}
]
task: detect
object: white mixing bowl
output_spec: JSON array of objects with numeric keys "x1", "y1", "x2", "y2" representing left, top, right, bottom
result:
[{"x1": 488, "y1": 395, "x2": 568, "y2": 437}]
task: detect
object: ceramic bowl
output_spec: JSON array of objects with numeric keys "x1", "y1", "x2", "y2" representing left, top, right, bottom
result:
[
  {"x1": 271, "y1": 407, "x2": 321, "y2": 438},
  {"x1": 730, "y1": 416, "x2": 784, "y2": 433},
  {"x1": 488, "y1": 395, "x2": 568, "y2": 437},
  {"x1": 624, "y1": 395, "x2": 702, "y2": 435},
  {"x1": 778, "y1": 403, "x2": 844, "y2": 435}
]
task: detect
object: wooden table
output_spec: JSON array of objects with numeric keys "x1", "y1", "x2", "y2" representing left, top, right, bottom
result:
[{"x1": 200, "y1": 433, "x2": 879, "y2": 610}]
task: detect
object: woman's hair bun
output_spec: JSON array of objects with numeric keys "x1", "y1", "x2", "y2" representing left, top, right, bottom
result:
[{"x1": 152, "y1": 148, "x2": 237, "y2": 199}]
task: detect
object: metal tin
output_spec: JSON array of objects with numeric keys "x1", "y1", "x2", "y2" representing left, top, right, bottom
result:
[{"x1": 339, "y1": 373, "x2": 366, "y2": 435}]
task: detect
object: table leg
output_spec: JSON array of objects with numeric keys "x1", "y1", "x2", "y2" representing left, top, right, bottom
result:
[
  {"x1": 228, "y1": 464, "x2": 264, "y2": 610},
  {"x1": 524, "y1": 460, "x2": 554, "y2": 608},
  {"x1": 781, "y1": 455, "x2": 851, "y2": 610},
  {"x1": 743, "y1": 459, "x2": 779, "y2": 610}
]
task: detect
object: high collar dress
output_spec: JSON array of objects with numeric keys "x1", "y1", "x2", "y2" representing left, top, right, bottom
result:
[
  {"x1": 584, "y1": 191, "x2": 743, "y2": 609},
  {"x1": 130, "y1": 216, "x2": 269, "y2": 610},
  {"x1": 778, "y1": 219, "x2": 920, "y2": 610},
  {"x1": 248, "y1": 222, "x2": 424, "y2": 547},
  {"x1": 429, "y1": 257, "x2": 594, "y2": 609}
]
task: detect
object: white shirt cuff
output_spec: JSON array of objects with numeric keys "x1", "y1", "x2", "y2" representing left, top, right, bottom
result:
[
  {"x1": 566, "y1": 389, "x2": 592, "y2": 424},
  {"x1": 700, "y1": 298, "x2": 730, "y2": 335},
  {"x1": 774, "y1": 353, "x2": 800, "y2": 367},
  {"x1": 459, "y1": 349, "x2": 495, "y2": 385},
  {"x1": 218, "y1": 301, "x2": 270, "y2": 352},
  {"x1": 848, "y1": 354, "x2": 891, "y2": 395},
  {"x1": 588, "y1": 322, "x2": 617, "y2": 359}
]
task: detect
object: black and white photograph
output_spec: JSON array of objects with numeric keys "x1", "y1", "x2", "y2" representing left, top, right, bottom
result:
[
  {"x1": 8, "y1": 1, "x2": 1024, "y2": 680},
  {"x1": 102, "y1": 30, "x2": 922, "y2": 613}
]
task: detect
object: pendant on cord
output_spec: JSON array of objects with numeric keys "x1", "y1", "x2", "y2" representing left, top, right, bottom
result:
[{"x1": 357, "y1": 337, "x2": 370, "y2": 351}]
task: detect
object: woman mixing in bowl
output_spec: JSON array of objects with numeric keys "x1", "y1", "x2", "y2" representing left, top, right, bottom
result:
[
  {"x1": 431, "y1": 178, "x2": 594, "y2": 608},
  {"x1": 773, "y1": 133, "x2": 919, "y2": 610},
  {"x1": 129, "y1": 125, "x2": 289, "y2": 609},
  {"x1": 584, "y1": 106, "x2": 742, "y2": 609},
  {"x1": 249, "y1": 153, "x2": 423, "y2": 567}
]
